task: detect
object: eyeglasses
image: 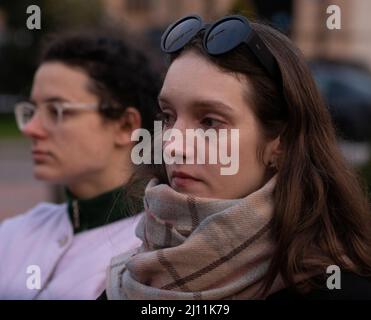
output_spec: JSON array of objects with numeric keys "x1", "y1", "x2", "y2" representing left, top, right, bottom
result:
[
  {"x1": 14, "y1": 101, "x2": 98, "y2": 131},
  {"x1": 161, "y1": 14, "x2": 280, "y2": 81}
]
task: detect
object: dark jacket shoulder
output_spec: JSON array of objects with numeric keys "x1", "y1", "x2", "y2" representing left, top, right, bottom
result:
[
  {"x1": 267, "y1": 272, "x2": 371, "y2": 300},
  {"x1": 97, "y1": 290, "x2": 107, "y2": 300}
]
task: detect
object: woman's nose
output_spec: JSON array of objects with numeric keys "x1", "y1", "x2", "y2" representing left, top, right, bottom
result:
[
  {"x1": 22, "y1": 112, "x2": 48, "y2": 139},
  {"x1": 163, "y1": 121, "x2": 195, "y2": 163}
]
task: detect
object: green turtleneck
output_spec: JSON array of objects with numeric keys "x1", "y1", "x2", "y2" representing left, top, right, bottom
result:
[{"x1": 65, "y1": 185, "x2": 143, "y2": 234}]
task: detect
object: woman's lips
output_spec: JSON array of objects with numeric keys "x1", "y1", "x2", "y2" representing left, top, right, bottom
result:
[
  {"x1": 32, "y1": 150, "x2": 52, "y2": 162},
  {"x1": 171, "y1": 171, "x2": 201, "y2": 188}
]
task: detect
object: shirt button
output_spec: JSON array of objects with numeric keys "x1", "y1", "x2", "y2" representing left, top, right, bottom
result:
[{"x1": 57, "y1": 235, "x2": 69, "y2": 248}]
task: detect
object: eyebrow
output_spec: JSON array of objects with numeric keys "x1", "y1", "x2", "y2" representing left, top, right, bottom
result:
[
  {"x1": 158, "y1": 95, "x2": 234, "y2": 115},
  {"x1": 29, "y1": 96, "x2": 70, "y2": 105}
]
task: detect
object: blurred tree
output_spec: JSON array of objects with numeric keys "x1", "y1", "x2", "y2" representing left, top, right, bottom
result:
[
  {"x1": 230, "y1": 0, "x2": 257, "y2": 18},
  {"x1": 231, "y1": 0, "x2": 293, "y2": 35},
  {"x1": 0, "y1": 0, "x2": 103, "y2": 97},
  {"x1": 252, "y1": 0, "x2": 293, "y2": 34}
]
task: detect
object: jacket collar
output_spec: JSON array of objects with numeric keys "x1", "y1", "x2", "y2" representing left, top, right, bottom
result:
[{"x1": 66, "y1": 185, "x2": 141, "y2": 234}]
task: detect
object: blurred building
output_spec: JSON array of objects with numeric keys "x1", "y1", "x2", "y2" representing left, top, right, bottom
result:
[
  {"x1": 102, "y1": 0, "x2": 235, "y2": 33},
  {"x1": 100, "y1": 0, "x2": 371, "y2": 70},
  {"x1": 294, "y1": 0, "x2": 371, "y2": 69}
]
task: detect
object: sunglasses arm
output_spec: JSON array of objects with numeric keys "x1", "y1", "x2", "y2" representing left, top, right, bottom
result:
[{"x1": 247, "y1": 32, "x2": 281, "y2": 81}]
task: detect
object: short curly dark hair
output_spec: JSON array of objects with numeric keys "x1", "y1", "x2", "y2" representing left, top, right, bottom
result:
[{"x1": 39, "y1": 30, "x2": 160, "y2": 131}]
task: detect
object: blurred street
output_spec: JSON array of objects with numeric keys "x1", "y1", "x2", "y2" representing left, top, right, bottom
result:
[{"x1": 0, "y1": 138, "x2": 49, "y2": 221}]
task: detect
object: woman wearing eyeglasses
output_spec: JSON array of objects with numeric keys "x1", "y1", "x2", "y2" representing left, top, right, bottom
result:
[
  {"x1": 0, "y1": 32, "x2": 160, "y2": 299},
  {"x1": 104, "y1": 15, "x2": 371, "y2": 300}
]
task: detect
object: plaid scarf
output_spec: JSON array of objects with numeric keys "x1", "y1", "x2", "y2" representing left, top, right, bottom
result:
[{"x1": 107, "y1": 174, "x2": 285, "y2": 300}]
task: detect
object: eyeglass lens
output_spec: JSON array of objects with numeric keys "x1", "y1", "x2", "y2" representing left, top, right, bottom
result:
[{"x1": 16, "y1": 103, "x2": 61, "y2": 130}]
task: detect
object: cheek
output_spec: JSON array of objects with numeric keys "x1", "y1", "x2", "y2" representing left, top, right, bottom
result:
[
  {"x1": 239, "y1": 132, "x2": 260, "y2": 167},
  {"x1": 210, "y1": 128, "x2": 266, "y2": 197},
  {"x1": 234, "y1": 129, "x2": 267, "y2": 191},
  {"x1": 58, "y1": 125, "x2": 114, "y2": 166}
]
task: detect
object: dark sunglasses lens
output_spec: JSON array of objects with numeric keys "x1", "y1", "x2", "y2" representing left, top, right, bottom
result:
[
  {"x1": 206, "y1": 19, "x2": 250, "y2": 54},
  {"x1": 163, "y1": 18, "x2": 202, "y2": 52}
]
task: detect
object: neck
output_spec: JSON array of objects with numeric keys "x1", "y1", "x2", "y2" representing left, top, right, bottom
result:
[{"x1": 67, "y1": 154, "x2": 134, "y2": 199}]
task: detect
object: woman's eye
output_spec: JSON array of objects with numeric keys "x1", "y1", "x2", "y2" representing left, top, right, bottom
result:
[
  {"x1": 201, "y1": 117, "x2": 223, "y2": 128},
  {"x1": 46, "y1": 103, "x2": 73, "y2": 121},
  {"x1": 46, "y1": 104, "x2": 59, "y2": 118},
  {"x1": 157, "y1": 111, "x2": 175, "y2": 127},
  {"x1": 24, "y1": 108, "x2": 35, "y2": 120}
]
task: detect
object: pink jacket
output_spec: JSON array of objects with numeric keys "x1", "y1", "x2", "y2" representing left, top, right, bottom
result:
[{"x1": 0, "y1": 202, "x2": 142, "y2": 299}]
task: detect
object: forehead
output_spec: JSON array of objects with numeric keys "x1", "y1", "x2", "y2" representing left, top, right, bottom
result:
[
  {"x1": 160, "y1": 51, "x2": 249, "y2": 107},
  {"x1": 31, "y1": 62, "x2": 95, "y2": 102}
]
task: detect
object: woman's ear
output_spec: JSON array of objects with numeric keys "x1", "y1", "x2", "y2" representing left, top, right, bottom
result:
[
  {"x1": 263, "y1": 135, "x2": 282, "y2": 168},
  {"x1": 114, "y1": 107, "x2": 142, "y2": 146}
]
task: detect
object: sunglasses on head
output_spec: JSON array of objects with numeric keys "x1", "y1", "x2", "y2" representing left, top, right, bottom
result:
[{"x1": 161, "y1": 14, "x2": 281, "y2": 81}]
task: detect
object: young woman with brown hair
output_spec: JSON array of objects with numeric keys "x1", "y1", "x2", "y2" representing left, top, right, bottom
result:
[{"x1": 105, "y1": 15, "x2": 371, "y2": 300}]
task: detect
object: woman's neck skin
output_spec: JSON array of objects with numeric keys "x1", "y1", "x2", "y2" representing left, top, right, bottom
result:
[{"x1": 66, "y1": 150, "x2": 134, "y2": 199}]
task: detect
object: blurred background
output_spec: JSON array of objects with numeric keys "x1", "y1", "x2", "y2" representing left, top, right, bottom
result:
[{"x1": 1, "y1": 0, "x2": 371, "y2": 221}]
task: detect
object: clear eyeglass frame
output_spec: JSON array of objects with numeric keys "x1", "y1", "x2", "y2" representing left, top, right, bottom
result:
[{"x1": 14, "y1": 101, "x2": 98, "y2": 131}]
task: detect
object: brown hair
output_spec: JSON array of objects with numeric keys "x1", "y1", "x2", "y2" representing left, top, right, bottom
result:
[{"x1": 157, "y1": 22, "x2": 371, "y2": 293}]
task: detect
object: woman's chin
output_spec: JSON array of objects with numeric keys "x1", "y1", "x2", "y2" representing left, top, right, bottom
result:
[
  {"x1": 171, "y1": 183, "x2": 211, "y2": 198},
  {"x1": 33, "y1": 166, "x2": 62, "y2": 182}
]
